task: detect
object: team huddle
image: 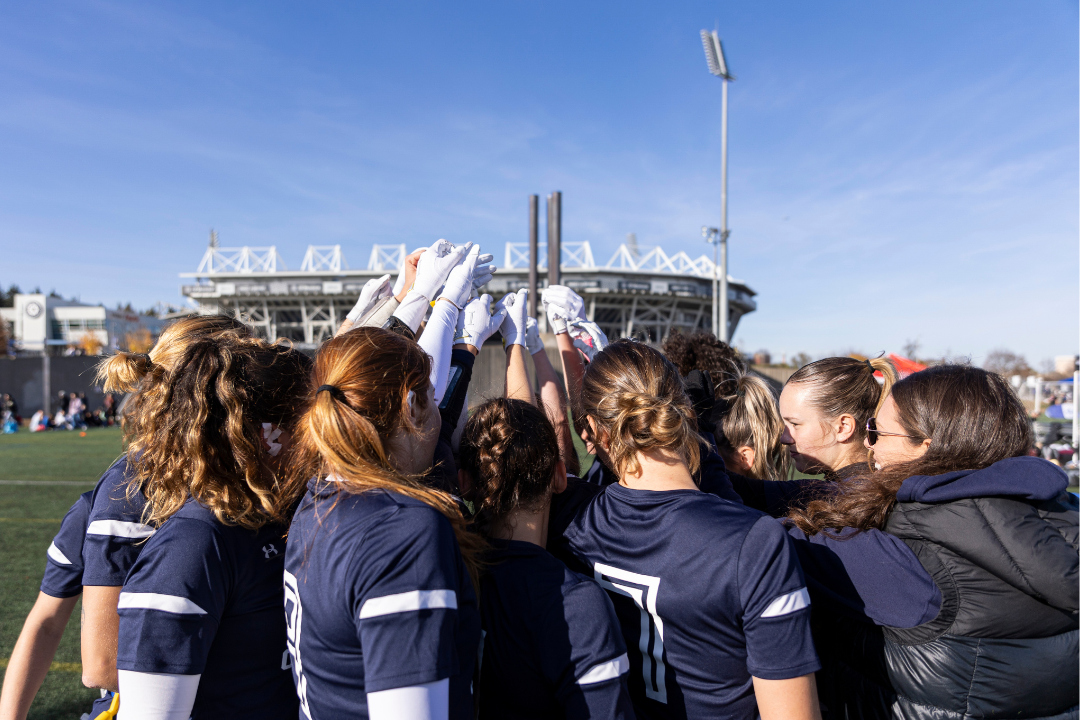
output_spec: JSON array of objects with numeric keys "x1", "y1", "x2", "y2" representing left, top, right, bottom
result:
[{"x1": 1, "y1": 239, "x2": 1076, "y2": 720}]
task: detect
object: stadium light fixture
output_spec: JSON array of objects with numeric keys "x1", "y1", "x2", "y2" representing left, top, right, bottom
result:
[{"x1": 700, "y1": 29, "x2": 734, "y2": 342}]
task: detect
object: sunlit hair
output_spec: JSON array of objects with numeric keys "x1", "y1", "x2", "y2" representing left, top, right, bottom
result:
[
  {"x1": 114, "y1": 334, "x2": 311, "y2": 530},
  {"x1": 789, "y1": 364, "x2": 1031, "y2": 535},
  {"x1": 785, "y1": 356, "x2": 898, "y2": 445},
  {"x1": 576, "y1": 340, "x2": 702, "y2": 478},
  {"x1": 284, "y1": 327, "x2": 483, "y2": 584},
  {"x1": 96, "y1": 314, "x2": 251, "y2": 395},
  {"x1": 459, "y1": 398, "x2": 559, "y2": 524},
  {"x1": 661, "y1": 330, "x2": 746, "y2": 398},
  {"x1": 717, "y1": 372, "x2": 790, "y2": 481}
]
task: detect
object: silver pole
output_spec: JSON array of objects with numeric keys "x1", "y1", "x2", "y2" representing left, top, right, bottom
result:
[
  {"x1": 42, "y1": 352, "x2": 50, "y2": 417},
  {"x1": 1073, "y1": 357, "x2": 1079, "y2": 450},
  {"x1": 712, "y1": 240, "x2": 719, "y2": 336},
  {"x1": 719, "y1": 77, "x2": 730, "y2": 343}
]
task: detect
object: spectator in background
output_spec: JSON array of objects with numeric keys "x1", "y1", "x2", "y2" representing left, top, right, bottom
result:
[
  {"x1": 56, "y1": 390, "x2": 69, "y2": 416},
  {"x1": 3, "y1": 393, "x2": 20, "y2": 423},
  {"x1": 29, "y1": 409, "x2": 46, "y2": 432},
  {"x1": 103, "y1": 394, "x2": 117, "y2": 426},
  {"x1": 66, "y1": 393, "x2": 86, "y2": 430}
]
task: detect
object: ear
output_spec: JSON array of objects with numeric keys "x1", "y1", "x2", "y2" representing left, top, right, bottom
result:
[
  {"x1": 587, "y1": 417, "x2": 610, "y2": 452},
  {"x1": 405, "y1": 389, "x2": 420, "y2": 428},
  {"x1": 457, "y1": 468, "x2": 473, "y2": 495},
  {"x1": 552, "y1": 459, "x2": 568, "y2": 493},
  {"x1": 736, "y1": 445, "x2": 755, "y2": 471},
  {"x1": 835, "y1": 414, "x2": 857, "y2": 443}
]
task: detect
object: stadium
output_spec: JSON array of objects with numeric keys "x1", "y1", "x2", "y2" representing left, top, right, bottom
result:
[{"x1": 179, "y1": 239, "x2": 758, "y2": 347}]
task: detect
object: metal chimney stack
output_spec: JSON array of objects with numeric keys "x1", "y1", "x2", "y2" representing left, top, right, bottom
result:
[
  {"x1": 528, "y1": 195, "x2": 539, "y2": 319},
  {"x1": 547, "y1": 191, "x2": 562, "y2": 287}
]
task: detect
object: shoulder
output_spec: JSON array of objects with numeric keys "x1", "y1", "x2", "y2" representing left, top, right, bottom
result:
[{"x1": 88, "y1": 456, "x2": 143, "y2": 519}]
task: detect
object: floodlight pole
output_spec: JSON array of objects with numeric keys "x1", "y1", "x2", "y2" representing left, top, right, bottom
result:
[{"x1": 718, "y1": 77, "x2": 730, "y2": 343}]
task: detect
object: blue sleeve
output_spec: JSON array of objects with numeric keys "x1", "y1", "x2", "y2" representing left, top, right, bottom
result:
[
  {"x1": 82, "y1": 458, "x2": 153, "y2": 587},
  {"x1": 116, "y1": 518, "x2": 229, "y2": 675},
  {"x1": 764, "y1": 479, "x2": 828, "y2": 517},
  {"x1": 786, "y1": 525, "x2": 941, "y2": 628},
  {"x1": 547, "y1": 578, "x2": 635, "y2": 720},
  {"x1": 353, "y1": 506, "x2": 469, "y2": 694},
  {"x1": 40, "y1": 491, "x2": 93, "y2": 598},
  {"x1": 695, "y1": 439, "x2": 743, "y2": 504},
  {"x1": 738, "y1": 517, "x2": 820, "y2": 680}
]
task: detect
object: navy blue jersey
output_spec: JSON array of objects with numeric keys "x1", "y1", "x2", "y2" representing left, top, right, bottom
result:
[
  {"x1": 477, "y1": 539, "x2": 635, "y2": 720},
  {"x1": 552, "y1": 483, "x2": 820, "y2": 720},
  {"x1": 82, "y1": 456, "x2": 152, "y2": 587},
  {"x1": 284, "y1": 480, "x2": 480, "y2": 720},
  {"x1": 40, "y1": 490, "x2": 94, "y2": 598},
  {"x1": 117, "y1": 500, "x2": 298, "y2": 720}
]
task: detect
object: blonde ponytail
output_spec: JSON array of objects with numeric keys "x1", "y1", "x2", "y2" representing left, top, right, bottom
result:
[
  {"x1": 868, "y1": 356, "x2": 898, "y2": 416},
  {"x1": 96, "y1": 352, "x2": 154, "y2": 394},
  {"x1": 719, "y1": 372, "x2": 790, "y2": 481}
]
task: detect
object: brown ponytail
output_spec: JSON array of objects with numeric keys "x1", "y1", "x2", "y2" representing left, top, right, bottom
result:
[
  {"x1": 576, "y1": 340, "x2": 702, "y2": 478},
  {"x1": 285, "y1": 328, "x2": 484, "y2": 587}
]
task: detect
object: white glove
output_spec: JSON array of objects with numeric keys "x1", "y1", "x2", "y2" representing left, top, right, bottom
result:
[
  {"x1": 541, "y1": 285, "x2": 586, "y2": 335},
  {"x1": 346, "y1": 274, "x2": 392, "y2": 323},
  {"x1": 454, "y1": 294, "x2": 506, "y2": 349},
  {"x1": 473, "y1": 255, "x2": 496, "y2": 290},
  {"x1": 413, "y1": 239, "x2": 470, "y2": 300},
  {"x1": 438, "y1": 246, "x2": 480, "y2": 310},
  {"x1": 495, "y1": 289, "x2": 529, "y2": 348},
  {"x1": 569, "y1": 320, "x2": 608, "y2": 362},
  {"x1": 392, "y1": 248, "x2": 423, "y2": 297},
  {"x1": 525, "y1": 317, "x2": 544, "y2": 355}
]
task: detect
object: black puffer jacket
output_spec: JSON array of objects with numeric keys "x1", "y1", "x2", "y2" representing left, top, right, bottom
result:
[{"x1": 818, "y1": 457, "x2": 1079, "y2": 720}]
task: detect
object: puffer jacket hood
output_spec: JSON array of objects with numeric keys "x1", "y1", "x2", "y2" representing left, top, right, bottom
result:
[{"x1": 897, "y1": 455, "x2": 1067, "y2": 504}]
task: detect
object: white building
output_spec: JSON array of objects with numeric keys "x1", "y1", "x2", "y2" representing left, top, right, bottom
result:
[
  {"x1": 180, "y1": 241, "x2": 757, "y2": 348},
  {"x1": 0, "y1": 293, "x2": 164, "y2": 355}
]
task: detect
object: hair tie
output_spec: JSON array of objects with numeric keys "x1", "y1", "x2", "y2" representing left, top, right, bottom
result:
[
  {"x1": 316, "y1": 384, "x2": 346, "y2": 402},
  {"x1": 133, "y1": 352, "x2": 153, "y2": 366},
  {"x1": 864, "y1": 359, "x2": 874, "y2": 372}
]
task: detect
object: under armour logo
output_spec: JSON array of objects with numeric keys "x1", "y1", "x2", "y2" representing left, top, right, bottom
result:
[{"x1": 263, "y1": 544, "x2": 279, "y2": 558}]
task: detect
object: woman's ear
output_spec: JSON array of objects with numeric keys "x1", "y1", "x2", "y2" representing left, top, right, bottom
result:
[
  {"x1": 587, "y1": 417, "x2": 610, "y2": 452},
  {"x1": 736, "y1": 445, "x2": 755, "y2": 471},
  {"x1": 835, "y1": 414, "x2": 857, "y2": 443},
  {"x1": 552, "y1": 459, "x2": 568, "y2": 494}
]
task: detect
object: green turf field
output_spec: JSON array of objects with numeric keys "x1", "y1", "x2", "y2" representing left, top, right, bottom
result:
[{"x1": 0, "y1": 427, "x2": 125, "y2": 720}]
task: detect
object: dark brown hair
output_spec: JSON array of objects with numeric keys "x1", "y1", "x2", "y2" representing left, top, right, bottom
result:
[
  {"x1": 576, "y1": 340, "x2": 702, "y2": 478},
  {"x1": 459, "y1": 398, "x2": 560, "y2": 522},
  {"x1": 117, "y1": 335, "x2": 311, "y2": 530},
  {"x1": 785, "y1": 356, "x2": 898, "y2": 445},
  {"x1": 789, "y1": 364, "x2": 1032, "y2": 535},
  {"x1": 285, "y1": 327, "x2": 483, "y2": 582},
  {"x1": 661, "y1": 330, "x2": 746, "y2": 397}
]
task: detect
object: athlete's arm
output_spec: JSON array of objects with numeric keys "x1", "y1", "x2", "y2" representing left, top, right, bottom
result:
[
  {"x1": 532, "y1": 342, "x2": 580, "y2": 477},
  {"x1": 419, "y1": 299, "x2": 459, "y2": 404},
  {"x1": 505, "y1": 344, "x2": 533, "y2": 403},
  {"x1": 116, "y1": 670, "x2": 199, "y2": 720},
  {"x1": 0, "y1": 593, "x2": 80, "y2": 720},
  {"x1": 752, "y1": 674, "x2": 821, "y2": 720},
  {"x1": 81, "y1": 585, "x2": 122, "y2": 692},
  {"x1": 368, "y1": 678, "x2": 449, "y2": 720}
]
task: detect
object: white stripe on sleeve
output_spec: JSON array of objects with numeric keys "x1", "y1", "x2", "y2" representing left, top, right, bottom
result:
[
  {"x1": 368, "y1": 678, "x2": 449, "y2": 720},
  {"x1": 577, "y1": 653, "x2": 630, "y2": 685},
  {"x1": 118, "y1": 592, "x2": 208, "y2": 616},
  {"x1": 760, "y1": 587, "x2": 811, "y2": 618},
  {"x1": 359, "y1": 589, "x2": 457, "y2": 620},
  {"x1": 47, "y1": 541, "x2": 72, "y2": 565},
  {"x1": 87, "y1": 519, "x2": 156, "y2": 539},
  {"x1": 117, "y1": 670, "x2": 200, "y2": 720}
]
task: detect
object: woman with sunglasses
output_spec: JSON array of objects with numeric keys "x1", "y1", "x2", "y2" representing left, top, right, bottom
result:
[{"x1": 787, "y1": 364, "x2": 1078, "y2": 720}]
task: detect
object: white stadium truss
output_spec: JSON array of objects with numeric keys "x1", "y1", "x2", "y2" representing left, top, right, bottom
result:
[{"x1": 180, "y1": 241, "x2": 756, "y2": 348}]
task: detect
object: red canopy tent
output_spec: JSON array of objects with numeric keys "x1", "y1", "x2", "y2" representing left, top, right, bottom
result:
[{"x1": 886, "y1": 353, "x2": 927, "y2": 378}]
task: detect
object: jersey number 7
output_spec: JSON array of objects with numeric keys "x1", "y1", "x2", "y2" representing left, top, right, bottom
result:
[{"x1": 593, "y1": 563, "x2": 668, "y2": 704}]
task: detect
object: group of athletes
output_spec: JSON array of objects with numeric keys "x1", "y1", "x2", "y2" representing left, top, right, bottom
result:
[{"x1": 0, "y1": 238, "x2": 1076, "y2": 720}]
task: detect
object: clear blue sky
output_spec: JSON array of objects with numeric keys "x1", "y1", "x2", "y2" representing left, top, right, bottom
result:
[{"x1": 1, "y1": 1, "x2": 1076, "y2": 367}]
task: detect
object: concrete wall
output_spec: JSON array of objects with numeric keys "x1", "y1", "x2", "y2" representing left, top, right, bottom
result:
[{"x1": 0, "y1": 355, "x2": 107, "y2": 417}]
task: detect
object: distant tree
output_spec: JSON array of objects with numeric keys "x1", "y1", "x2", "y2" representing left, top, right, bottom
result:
[
  {"x1": 983, "y1": 348, "x2": 1033, "y2": 378},
  {"x1": 124, "y1": 328, "x2": 153, "y2": 353},
  {"x1": 0, "y1": 318, "x2": 9, "y2": 356},
  {"x1": 792, "y1": 352, "x2": 813, "y2": 368},
  {"x1": 0, "y1": 284, "x2": 20, "y2": 307},
  {"x1": 901, "y1": 338, "x2": 921, "y2": 361},
  {"x1": 76, "y1": 332, "x2": 104, "y2": 356}
]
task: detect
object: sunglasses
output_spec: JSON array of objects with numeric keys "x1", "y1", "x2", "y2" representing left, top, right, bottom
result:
[{"x1": 866, "y1": 417, "x2": 922, "y2": 446}]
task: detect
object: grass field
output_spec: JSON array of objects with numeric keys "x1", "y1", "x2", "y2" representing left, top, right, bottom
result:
[{"x1": 0, "y1": 427, "x2": 125, "y2": 720}]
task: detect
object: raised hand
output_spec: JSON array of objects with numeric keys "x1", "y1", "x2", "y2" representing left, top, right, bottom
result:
[
  {"x1": 346, "y1": 274, "x2": 391, "y2": 323},
  {"x1": 496, "y1": 289, "x2": 530, "y2": 348},
  {"x1": 569, "y1": 319, "x2": 609, "y2": 361},
  {"x1": 438, "y1": 246, "x2": 481, "y2": 310},
  {"x1": 455, "y1": 294, "x2": 506, "y2": 350},
  {"x1": 541, "y1": 285, "x2": 586, "y2": 335},
  {"x1": 525, "y1": 317, "x2": 544, "y2": 355},
  {"x1": 412, "y1": 239, "x2": 471, "y2": 301}
]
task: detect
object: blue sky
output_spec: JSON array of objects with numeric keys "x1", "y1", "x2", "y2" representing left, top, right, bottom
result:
[{"x1": 1, "y1": 1, "x2": 1076, "y2": 367}]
